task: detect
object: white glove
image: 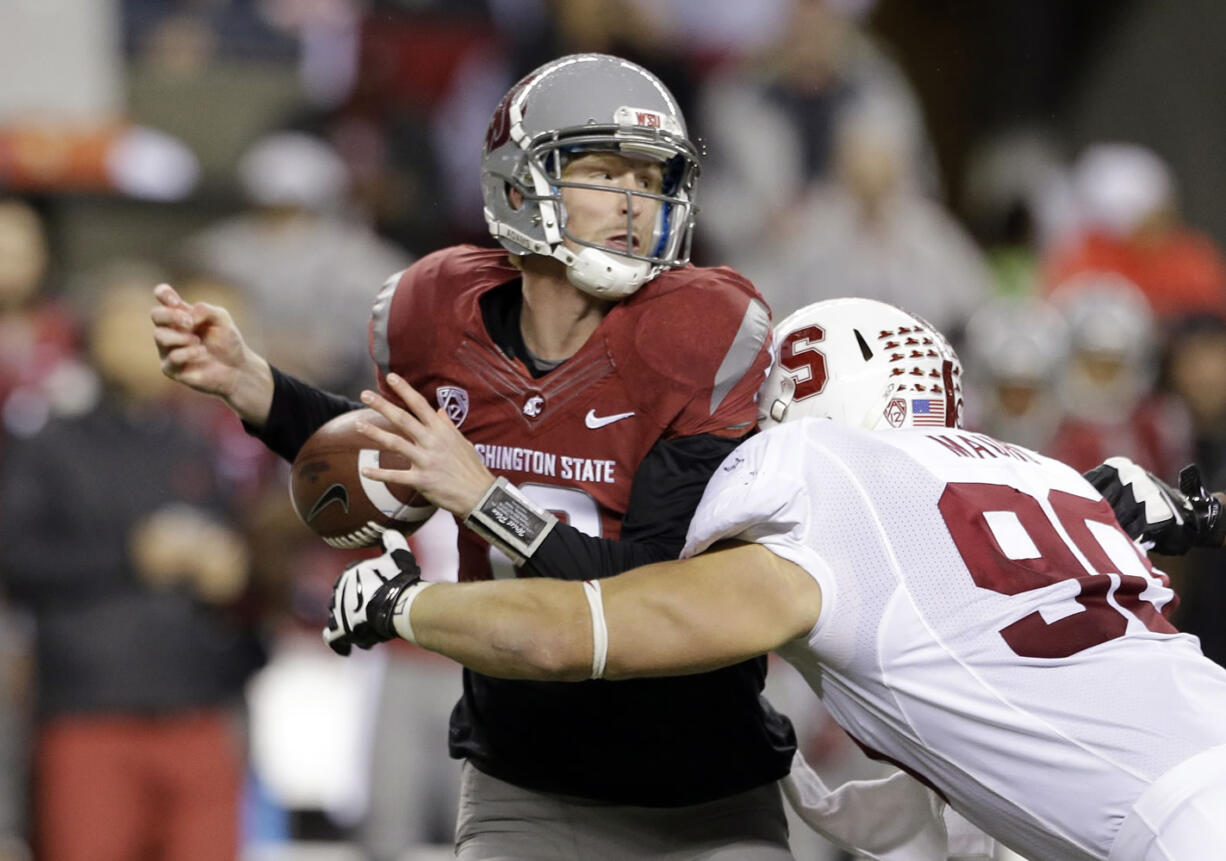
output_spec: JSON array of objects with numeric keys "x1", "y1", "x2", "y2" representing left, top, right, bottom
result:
[{"x1": 323, "y1": 530, "x2": 421, "y2": 656}]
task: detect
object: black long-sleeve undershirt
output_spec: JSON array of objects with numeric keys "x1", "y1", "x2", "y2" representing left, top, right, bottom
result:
[{"x1": 523, "y1": 432, "x2": 745, "y2": 579}]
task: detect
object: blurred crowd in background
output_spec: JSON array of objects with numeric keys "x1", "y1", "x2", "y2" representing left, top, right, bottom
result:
[{"x1": 3, "y1": 1, "x2": 1226, "y2": 859}]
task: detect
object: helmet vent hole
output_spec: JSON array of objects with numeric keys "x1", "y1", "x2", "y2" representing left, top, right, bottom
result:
[{"x1": 854, "y1": 329, "x2": 873, "y2": 361}]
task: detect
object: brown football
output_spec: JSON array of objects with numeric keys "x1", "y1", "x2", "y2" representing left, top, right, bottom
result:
[{"x1": 290, "y1": 408, "x2": 437, "y2": 549}]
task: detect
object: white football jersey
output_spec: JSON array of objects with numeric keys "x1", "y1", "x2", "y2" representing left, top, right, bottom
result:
[{"x1": 683, "y1": 418, "x2": 1226, "y2": 861}]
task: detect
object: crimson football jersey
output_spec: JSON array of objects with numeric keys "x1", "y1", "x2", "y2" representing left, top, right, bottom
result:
[
  {"x1": 370, "y1": 245, "x2": 773, "y2": 583},
  {"x1": 368, "y1": 245, "x2": 795, "y2": 806}
]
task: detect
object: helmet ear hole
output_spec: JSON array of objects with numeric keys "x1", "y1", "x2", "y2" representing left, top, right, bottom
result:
[{"x1": 506, "y1": 184, "x2": 524, "y2": 211}]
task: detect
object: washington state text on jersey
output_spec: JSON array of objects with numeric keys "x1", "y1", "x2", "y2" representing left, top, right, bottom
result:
[{"x1": 474, "y1": 442, "x2": 617, "y2": 484}]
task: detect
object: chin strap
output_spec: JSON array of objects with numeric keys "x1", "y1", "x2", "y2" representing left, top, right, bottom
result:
[
  {"x1": 484, "y1": 209, "x2": 653, "y2": 299},
  {"x1": 563, "y1": 246, "x2": 653, "y2": 298}
]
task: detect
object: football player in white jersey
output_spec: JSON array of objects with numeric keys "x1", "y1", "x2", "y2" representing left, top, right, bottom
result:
[{"x1": 328, "y1": 297, "x2": 1226, "y2": 861}]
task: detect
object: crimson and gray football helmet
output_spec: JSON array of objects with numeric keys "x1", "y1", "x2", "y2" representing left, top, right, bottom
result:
[
  {"x1": 481, "y1": 53, "x2": 700, "y2": 299},
  {"x1": 760, "y1": 298, "x2": 963, "y2": 431}
]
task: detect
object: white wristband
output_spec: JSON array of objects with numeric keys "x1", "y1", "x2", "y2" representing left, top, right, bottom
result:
[
  {"x1": 582, "y1": 580, "x2": 609, "y2": 680},
  {"x1": 391, "y1": 581, "x2": 435, "y2": 644}
]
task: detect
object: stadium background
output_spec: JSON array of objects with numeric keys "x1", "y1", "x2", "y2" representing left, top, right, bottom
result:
[{"x1": 3, "y1": 1, "x2": 1226, "y2": 859}]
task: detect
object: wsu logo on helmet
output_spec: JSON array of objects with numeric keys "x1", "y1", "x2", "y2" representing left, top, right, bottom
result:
[
  {"x1": 436, "y1": 386, "x2": 470, "y2": 428},
  {"x1": 483, "y1": 72, "x2": 537, "y2": 154}
]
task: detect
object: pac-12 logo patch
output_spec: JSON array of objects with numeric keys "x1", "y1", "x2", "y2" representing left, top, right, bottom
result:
[
  {"x1": 883, "y1": 397, "x2": 907, "y2": 428},
  {"x1": 437, "y1": 386, "x2": 469, "y2": 427}
]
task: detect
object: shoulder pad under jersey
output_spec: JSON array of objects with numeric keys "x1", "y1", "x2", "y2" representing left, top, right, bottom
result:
[
  {"x1": 369, "y1": 245, "x2": 516, "y2": 381},
  {"x1": 615, "y1": 265, "x2": 773, "y2": 432}
]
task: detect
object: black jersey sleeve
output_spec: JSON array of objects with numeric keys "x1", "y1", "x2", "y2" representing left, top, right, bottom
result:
[
  {"x1": 243, "y1": 365, "x2": 360, "y2": 462},
  {"x1": 521, "y1": 431, "x2": 749, "y2": 581}
]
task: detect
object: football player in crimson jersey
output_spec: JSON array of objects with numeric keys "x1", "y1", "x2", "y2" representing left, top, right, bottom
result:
[
  {"x1": 152, "y1": 54, "x2": 797, "y2": 860},
  {"x1": 330, "y1": 298, "x2": 1226, "y2": 861}
]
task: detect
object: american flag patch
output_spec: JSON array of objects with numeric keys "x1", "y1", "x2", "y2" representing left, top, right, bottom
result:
[{"x1": 912, "y1": 398, "x2": 946, "y2": 426}]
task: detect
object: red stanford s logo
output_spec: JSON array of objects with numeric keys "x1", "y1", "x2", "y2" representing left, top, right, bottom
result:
[{"x1": 780, "y1": 325, "x2": 828, "y2": 401}]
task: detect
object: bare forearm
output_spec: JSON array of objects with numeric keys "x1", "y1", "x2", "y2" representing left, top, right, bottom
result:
[
  {"x1": 408, "y1": 579, "x2": 593, "y2": 680},
  {"x1": 398, "y1": 544, "x2": 820, "y2": 684}
]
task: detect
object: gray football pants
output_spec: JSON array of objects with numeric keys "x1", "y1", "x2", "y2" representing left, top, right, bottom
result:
[{"x1": 454, "y1": 760, "x2": 794, "y2": 860}]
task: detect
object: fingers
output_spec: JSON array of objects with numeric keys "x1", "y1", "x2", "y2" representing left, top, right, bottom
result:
[
  {"x1": 159, "y1": 344, "x2": 210, "y2": 380},
  {"x1": 383, "y1": 373, "x2": 442, "y2": 426},
  {"x1": 153, "y1": 282, "x2": 188, "y2": 309},
  {"x1": 355, "y1": 413, "x2": 417, "y2": 452},
  {"x1": 150, "y1": 304, "x2": 196, "y2": 332},
  {"x1": 190, "y1": 300, "x2": 232, "y2": 331},
  {"x1": 153, "y1": 283, "x2": 233, "y2": 333},
  {"x1": 152, "y1": 324, "x2": 200, "y2": 356},
  {"x1": 323, "y1": 611, "x2": 352, "y2": 656}
]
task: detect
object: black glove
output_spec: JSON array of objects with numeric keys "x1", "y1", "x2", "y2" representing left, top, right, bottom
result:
[
  {"x1": 324, "y1": 530, "x2": 422, "y2": 656},
  {"x1": 1084, "y1": 457, "x2": 1226, "y2": 555}
]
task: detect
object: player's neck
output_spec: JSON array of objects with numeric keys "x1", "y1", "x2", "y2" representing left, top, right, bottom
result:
[{"x1": 518, "y1": 259, "x2": 612, "y2": 362}]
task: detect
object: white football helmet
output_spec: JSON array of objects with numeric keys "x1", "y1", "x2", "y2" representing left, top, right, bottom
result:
[
  {"x1": 480, "y1": 53, "x2": 700, "y2": 299},
  {"x1": 760, "y1": 298, "x2": 963, "y2": 431}
]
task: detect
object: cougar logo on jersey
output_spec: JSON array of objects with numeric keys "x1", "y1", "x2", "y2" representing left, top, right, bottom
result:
[
  {"x1": 523, "y1": 393, "x2": 545, "y2": 418},
  {"x1": 437, "y1": 386, "x2": 469, "y2": 427}
]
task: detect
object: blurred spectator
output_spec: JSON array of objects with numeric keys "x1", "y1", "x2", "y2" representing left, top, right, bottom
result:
[
  {"x1": 179, "y1": 131, "x2": 412, "y2": 396},
  {"x1": 741, "y1": 102, "x2": 991, "y2": 331},
  {"x1": 0, "y1": 279, "x2": 266, "y2": 861},
  {"x1": 0, "y1": 199, "x2": 90, "y2": 457},
  {"x1": 695, "y1": 0, "x2": 935, "y2": 265},
  {"x1": 170, "y1": 274, "x2": 286, "y2": 506},
  {"x1": 1044, "y1": 142, "x2": 1226, "y2": 321},
  {"x1": 122, "y1": 0, "x2": 297, "y2": 67},
  {"x1": 0, "y1": 602, "x2": 32, "y2": 861},
  {"x1": 497, "y1": 0, "x2": 701, "y2": 118},
  {"x1": 293, "y1": 3, "x2": 509, "y2": 253},
  {"x1": 1159, "y1": 313, "x2": 1226, "y2": 669},
  {"x1": 961, "y1": 295, "x2": 1070, "y2": 453},
  {"x1": 1045, "y1": 274, "x2": 1191, "y2": 476},
  {"x1": 960, "y1": 127, "x2": 1078, "y2": 298},
  {"x1": 1162, "y1": 314, "x2": 1226, "y2": 481},
  {"x1": 356, "y1": 511, "x2": 461, "y2": 861}
]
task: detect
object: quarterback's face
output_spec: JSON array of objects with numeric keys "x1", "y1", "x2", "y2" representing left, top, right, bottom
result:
[{"x1": 560, "y1": 152, "x2": 663, "y2": 257}]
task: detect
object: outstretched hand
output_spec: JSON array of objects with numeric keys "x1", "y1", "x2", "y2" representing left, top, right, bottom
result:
[
  {"x1": 1085, "y1": 457, "x2": 1226, "y2": 554},
  {"x1": 355, "y1": 373, "x2": 496, "y2": 516},
  {"x1": 149, "y1": 283, "x2": 274, "y2": 425}
]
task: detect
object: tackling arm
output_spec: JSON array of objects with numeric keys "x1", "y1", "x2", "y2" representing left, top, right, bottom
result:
[{"x1": 404, "y1": 542, "x2": 823, "y2": 681}]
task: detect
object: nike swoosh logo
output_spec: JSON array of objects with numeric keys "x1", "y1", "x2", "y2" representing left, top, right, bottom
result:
[
  {"x1": 307, "y1": 483, "x2": 350, "y2": 522},
  {"x1": 585, "y1": 409, "x2": 635, "y2": 429}
]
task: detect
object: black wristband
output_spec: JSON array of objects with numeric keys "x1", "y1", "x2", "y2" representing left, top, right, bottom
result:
[{"x1": 367, "y1": 549, "x2": 422, "y2": 639}]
